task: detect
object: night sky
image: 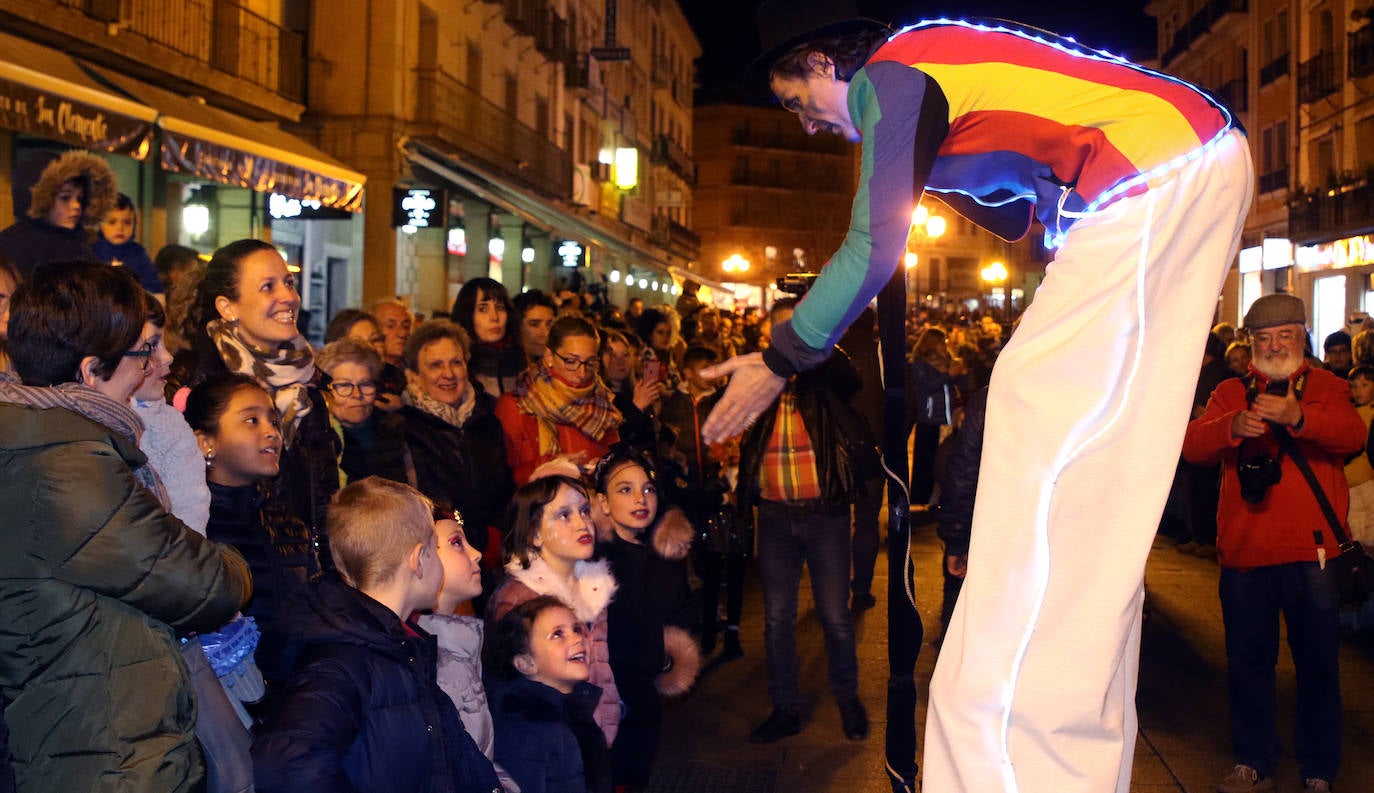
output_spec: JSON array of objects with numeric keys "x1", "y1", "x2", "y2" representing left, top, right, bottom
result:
[{"x1": 683, "y1": 0, "x2": 1158, "y2": 104}]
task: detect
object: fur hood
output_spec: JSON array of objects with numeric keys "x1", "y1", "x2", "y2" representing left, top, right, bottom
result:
[
  {"x1": 592, "y1": 505, "x2": 694, "y2": 561},
  {"x1": 24, "y1": 150, "x2": 117, "y2": 227},
  {"x1": 504, "y1": 555, "x2": 617, "y2": 623}
]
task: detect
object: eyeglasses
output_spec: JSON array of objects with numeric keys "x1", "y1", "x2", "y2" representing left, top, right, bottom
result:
[
  {"x1": 555, "y1": 353, "x2": 599, "y2": 372},
  {"x1": 329, "y1": 380, "x2": 379, "y2": 398},
  {"x1": 122, "y1": 340, "x2": 156, "y2": 373}
]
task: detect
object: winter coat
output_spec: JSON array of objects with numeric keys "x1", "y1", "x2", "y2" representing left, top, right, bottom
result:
[
  {"x1": 487, "y1": 557, "x2": 621, "y2": 745},
  {"x1": 416, "y1": 614, "x2": 496, "y2": 762},
  {"x1": 1183, "y1": 364, "x2": 1366, "y2": 568},
  {"x1": 133, "y1": 395, "x2": 212, "y2": 533},
  {"x1": 908, "y1": 358, "x2": 956, "y2": 426},
  {"x1": 607, "y1": 380, "x2": 657, "y2": 454},
  {"x1": 737, "y1": 350, "x2": 877, "y2": 509},
  {"x1": 494, "y1": 392, "x2": 623, "y2": 486},
  {"x1": 596, "y1": 509, "x2": 700, "y2": 786},
  {"x1": 334, "y1": 409, "x2": 412, "y2": 486},
  {"x1": 936, "y1": 387, "x2": 988, "y2": 557},
  {"x1": 488, "y1": 677, "x2": 612, "y2": 793},
  {"x1": 469, "y1": 340, "x2": 527, "y2": 398},
  {"x1": 0, "y1": 402, "x2": 251, "y2": 793},
  {"x1": 0, "y1": 149, "x2": 115, "y2": 277},
  {"x1": 252, "y1": 574, "x2": 501, "y2": 793},
  {"x1": 0, "y1": 217, "x2": 96, "y2": 276},
  {"x1": 206, "y1": 481, "x2": 319, "y2": 628},
  {"x1": 93, "y1": 236, "x2": 162, "y2": 293},
  {"x1": 402, "y1": 393, "x2": 514, "y2": 552}
]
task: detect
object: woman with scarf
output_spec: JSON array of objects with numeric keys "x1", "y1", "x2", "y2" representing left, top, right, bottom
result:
[
  {"x1": 400, "y1": 320, "x2": 513, "y2": 564},
  {"x1": 0, "y1": 260, "x2": 250, "y2": 793},
  {"x1": 452, "y1": 277, "x2": 527, "y2": 397},
  {"x1": 175, "y1": 238, "x2": 340, "y2": 560},
  {"x1": 495, "y1": 316, "x2": 623, "y2": 485}
]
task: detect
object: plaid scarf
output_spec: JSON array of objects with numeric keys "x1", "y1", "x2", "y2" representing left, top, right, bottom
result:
[
  {"x1": 513, "y1": 366, "x2": 622, "y2": 458},
  {"x1": 0, "y1": 373, "x2": 170, "y2": 508},
  {"x1": 207, "y1": 318, "x2": 315, "y2": 444}
]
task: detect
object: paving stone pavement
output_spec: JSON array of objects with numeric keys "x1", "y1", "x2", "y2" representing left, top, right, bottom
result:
[{"x1": 651, "y1": 524, "x2": 1374, "y2": 792}]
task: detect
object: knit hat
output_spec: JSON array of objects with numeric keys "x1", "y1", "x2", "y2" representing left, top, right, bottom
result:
[
  {"x1": 1243, "y1": 293, "x2": 1306, "y2": 330},
  {"x1": 1324, "y1": 330, "x2": 1352, "y2": 351}
]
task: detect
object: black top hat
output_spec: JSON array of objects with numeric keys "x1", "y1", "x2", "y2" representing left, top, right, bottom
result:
[{"x1": 751, "y1": 0, "x2": 892, "y2": 79}]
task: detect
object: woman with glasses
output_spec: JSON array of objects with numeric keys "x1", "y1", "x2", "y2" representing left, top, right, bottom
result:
[
  {"x1": 496, "y1": 316, "x2": 624, "y2": 485},
  {"x1": 316, "y1": 338, "x2": 412, "y2": 486},
  {"x1": 0, "y1": 259, "x2": 250, "y2": 793},
  {"x1": 175, "y1": 239, "x2": 340, "y2": 561},
  {"x1": 400, "y1": 320, "x2": 513, "y2": 566},
  {"x1": 324, "y1": 307, "x2": 405, "y2": 411}
]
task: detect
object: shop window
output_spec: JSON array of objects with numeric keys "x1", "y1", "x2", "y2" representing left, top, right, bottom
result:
[
  {"x1": 1314, "y1": 274, "x2": 1347, "y2": 349},
  {"x1": 1240, "y1": 270, "x2": 1263, "y2": 323}
]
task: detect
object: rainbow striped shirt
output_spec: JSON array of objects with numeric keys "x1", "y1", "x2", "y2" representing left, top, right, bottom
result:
[{"x1": 764, "y1": 18, "x2": 1239, "y2": 377}]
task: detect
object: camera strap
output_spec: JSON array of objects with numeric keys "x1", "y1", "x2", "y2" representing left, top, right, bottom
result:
[
  {"x1": 1272, "y1": 427, "x2": 1354, "y2": 549},
  {"x1": 1242, "y1": 371, "x2": 1307, "y2": 404}
]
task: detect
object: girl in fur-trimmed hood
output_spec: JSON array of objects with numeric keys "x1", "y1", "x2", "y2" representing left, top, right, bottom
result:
[
  {"x1": 0, "y1": 149, "x2": 118, "y2": 277},
  {"x1": 591, "y1": 446, "x2": 701, "y2": 788},
  {"x1": 485, "y1": 473, "x2": 621, "y2": 747}
]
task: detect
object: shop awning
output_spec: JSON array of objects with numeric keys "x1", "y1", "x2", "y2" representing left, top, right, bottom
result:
[
  {"x1": 407, "y1": 140, "x2": 673, "y2": 275},
  {"x1": 0, "y1": 31, "x2": 156, "y2": 157},
  {"x1": 90, "y1": 68, "x2": 365, "y2": 212}
]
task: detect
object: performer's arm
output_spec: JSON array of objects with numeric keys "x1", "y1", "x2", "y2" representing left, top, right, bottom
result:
[{"x1": 763, "y1": 63, "x2": 950, "y2": 377}]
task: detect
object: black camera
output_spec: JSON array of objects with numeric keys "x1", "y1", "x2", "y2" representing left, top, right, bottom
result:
[
  {"x1": 1237, "y1": 453, "x2": 1282, "y2": 504},
  {"x1": 776, "y1": 273, "x2": 818, "y2": 296}
]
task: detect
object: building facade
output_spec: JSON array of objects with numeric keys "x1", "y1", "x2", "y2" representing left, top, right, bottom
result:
[
  {"x1": 1150, "y1": 0, "x2": 1374, "y2": 343},
  {"x1": 305, "y1": 0, "x2": 701, "y2": 317}
]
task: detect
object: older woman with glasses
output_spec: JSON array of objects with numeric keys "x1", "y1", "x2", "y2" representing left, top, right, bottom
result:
[
  {"x1": 316, "y1": 338, "x2": 412, "y2": 486},
  {"x1": 0, "y1": 260, "x2": 249, "y2": 793},
  {"x1": 496, "y1": 315, "x2": 624, "y2": 485},
  {"x1": 400, "y1": 320, "x2": 513, "y2": 561}
]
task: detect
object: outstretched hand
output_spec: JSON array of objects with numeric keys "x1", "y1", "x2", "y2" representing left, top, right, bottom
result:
[{"x1": 699, "y1": 353, "x2": 786, "y2": 444}]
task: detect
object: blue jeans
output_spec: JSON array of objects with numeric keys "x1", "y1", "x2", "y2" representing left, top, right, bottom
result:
[
  {"x1": 757, "y1": 500, "x2": 859, "y2": 711},
  {"x1": 1219, "y1": 562, "x2": 1341, "y2": 782}
]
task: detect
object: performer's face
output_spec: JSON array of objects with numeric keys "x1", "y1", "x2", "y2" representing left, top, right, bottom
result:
[{"x1": 771, "y1": 56, "x2": 859, "y2": 142}]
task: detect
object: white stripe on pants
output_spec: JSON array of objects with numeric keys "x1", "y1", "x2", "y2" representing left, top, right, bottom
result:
[{"x1": 923, "y1": 130, "x2": 1254, "y2": 793}]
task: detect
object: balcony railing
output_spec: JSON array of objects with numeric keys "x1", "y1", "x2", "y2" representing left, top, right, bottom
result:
[
  {"x1": 650, "y1": 215, "x2": 701, "y2": 260},
  {"x1": 1160, "y1": 0, "x2": 1248, "y2": 66},
  {"x1": 1289, "y1": 178, "x2": 1374, "y2": 241},
  {"x1": 1259, "y1": 53, "x2": 1290, "y2": 85},
  {"x1": 1298, "y1": 51, "x2": 1338, "y2": 104},
  {"x1": 59, "y1": 0, "x2": 303, "y2": 102},
  {"x1": 652, "y1": 134, "x2": 696, "y2": 184},
  {"x1": 415, "y1": 68, "x2": 571, "y2": 199},
  {"x1": 1215, "y1": 76, "x2": 1248, "y2": 112},
  {"x1": 1352, "y1": 26, "x2": 1374, "y2": 78},
  {"x1": 535, "y1": 7, "x2": 569, "y2": 62},
  {"x1": 1258, "y1": 167, "x2": 1288, "y2": 194}
]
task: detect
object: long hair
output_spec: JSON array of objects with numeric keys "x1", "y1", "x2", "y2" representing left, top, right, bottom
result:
[{"x1": 769, "y1": 29, "x2": 890, "y2": 83}]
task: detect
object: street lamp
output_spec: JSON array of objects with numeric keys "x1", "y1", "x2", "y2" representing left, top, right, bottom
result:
[
  {"x1": 722, "y1": 253, "x2": 750, "y2": 275},
  {"x1": 908, "y1": 203, "x2": 946, "y2": 306},
  {"x1": 980, "y1": 260, "x2": 1009, "y2": 320}
]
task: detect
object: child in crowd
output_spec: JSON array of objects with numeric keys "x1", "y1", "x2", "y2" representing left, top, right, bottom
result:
[
  {"x1": 485, "y1": 596, "x2": 613, "y2": 793},
  {"x1": 417, "y1": 504, "x2": 519, "y2": 791},
  {"x1": 252, "y1": 477, "x2": 501, "y2": 793},
  {"x1": 591, "y1": 447, "x2": 699, "y2": 789},
  {"x1": 94, "y1": 193, "x2": 162, "y2": 294},
  {"x1": 187, "y1": 374, "x2": 319, "y2": 629},
  {"x1": 487, "y1": 474, "x2": 621, "y2": 747},
  {"x1": 1347, "y1": 366, "x2": 1374, "y2": 548}
]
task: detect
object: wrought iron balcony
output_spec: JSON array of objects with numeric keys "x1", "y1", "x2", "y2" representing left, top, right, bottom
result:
[
  {"x1": 1289, "y1": 177, "x2": 1374, "y2": 242},
  {"x1": 1298, "y1": 51, "x2": 1338, "y2": 104},
  {"x1": 1160, "y1": 0, "x2": 1248, "y2": 67},
  {"x1": 652, "y1": 134, "x2": 696, "y2": 184},
  {"x1": 650, "y1": 215, "x2": 701, "y2": 260},
  {"x1": 1352, "y1": 26, "x2": 1374, "y2": 78},
  {"x1": 415, "y1": 68, "x2": 571, "y2": 199},
  {"x1": 1259, "y1": 53, "x2": 1290, "y2": 85}
]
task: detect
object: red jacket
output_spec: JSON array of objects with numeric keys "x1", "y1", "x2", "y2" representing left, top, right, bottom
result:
[
  {"x1": 1182, "y1": 364, "x2": 1365, "y2": 569},
  {"x1": 493, "y1": 392, "x2": 621, "y2": 486}
]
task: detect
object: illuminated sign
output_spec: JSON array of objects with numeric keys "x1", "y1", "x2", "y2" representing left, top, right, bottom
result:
[
  {"x1": 556, "y1": 239, "x2": 587, "y2": 268},
  {"x1": 1296, "y1": 234, "x2": 1374, "y2": 271},
  {"x1": 267, "y1": 192, "x2": 351, "y2": 222},
  {"x1": 392, "y1": 188, "x2": 446, "y2": 229}
]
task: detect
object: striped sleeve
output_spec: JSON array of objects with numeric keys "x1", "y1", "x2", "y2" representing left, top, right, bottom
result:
[{"x1": 764, "y1": 62, "x2": 949, "y2": 377}]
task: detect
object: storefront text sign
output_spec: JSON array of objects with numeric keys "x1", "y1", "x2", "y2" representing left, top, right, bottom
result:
[
  {"x1": 163, "y1": 130, "x2": 364, "y2": 212},
  {"x1": 0, "y1": 76, "x2": 151, "y2": 157},
  {"x1": 1296, "y1": 234, "x2": 1374, "y2": 271}
]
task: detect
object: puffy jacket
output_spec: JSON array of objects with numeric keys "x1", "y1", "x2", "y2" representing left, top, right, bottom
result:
[
  {"x1": 206, "y1": 481, "x2": 319, "y2": 628},
  {"x1": 488, "y1": 677, "x2": 611, "y2": 793},
  {"x1": 252, "y1": 574, "x2": 501, "y2": 793},
  {"x1": 0, "y1": 402, "x2": 251, "y2": 793},
  {"x1": 1182, "y1": 365, "x2": 1366, "y2": 568},
  {"x1": 402, "y1": 394, "x2": 514, "y2": 551},
  {"x1": 936, "y1": 387, "x2": 989, "y2": 557},
  {"x1": 487, "y1": 558, "x2": 621, "y2": 746}
]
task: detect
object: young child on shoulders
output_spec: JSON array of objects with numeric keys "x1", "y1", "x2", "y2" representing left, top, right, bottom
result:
[
  {"x1": 485, "y1": 596, "x2": 613, "y2": 793},
  {"x1": 252, "y1": 477, "x2": 500, "y2": 793},
  {"x1": 93, "y1": 193, "x2": 162, "y2": 295}
]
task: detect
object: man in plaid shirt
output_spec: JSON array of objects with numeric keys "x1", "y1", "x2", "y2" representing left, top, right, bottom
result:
[{"x1": 735, "y1": 298, "x2": 874, "y2": 745}]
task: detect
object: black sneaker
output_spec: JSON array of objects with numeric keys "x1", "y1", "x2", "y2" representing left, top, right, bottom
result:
[
  {"x1": 851, "y1": 592, "x2": 877, "y2": 611},
  {"x1": 839, "y1": 698, "x2": 869, "y2": 741},
  {"x1": 748, "y1": 708, "x2": 801, "y2": 743}
]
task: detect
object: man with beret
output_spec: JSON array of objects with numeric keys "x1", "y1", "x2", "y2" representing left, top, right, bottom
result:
[
  {"x1": 699, "y1": 2, "x2": 1253, "y2": 792},
  {"x1": 1184, "y1": 293, "x2": 1363, "y2": 793}
]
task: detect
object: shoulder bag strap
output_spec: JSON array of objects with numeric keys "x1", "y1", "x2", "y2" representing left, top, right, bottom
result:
[{"x1": 1273, "y1": 427, "x2": 1352, "y2": 546}]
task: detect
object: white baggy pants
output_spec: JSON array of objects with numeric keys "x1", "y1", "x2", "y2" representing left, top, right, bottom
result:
[{"x1": 923, "y1": 130, "x2": 1254, "y2": 793}]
